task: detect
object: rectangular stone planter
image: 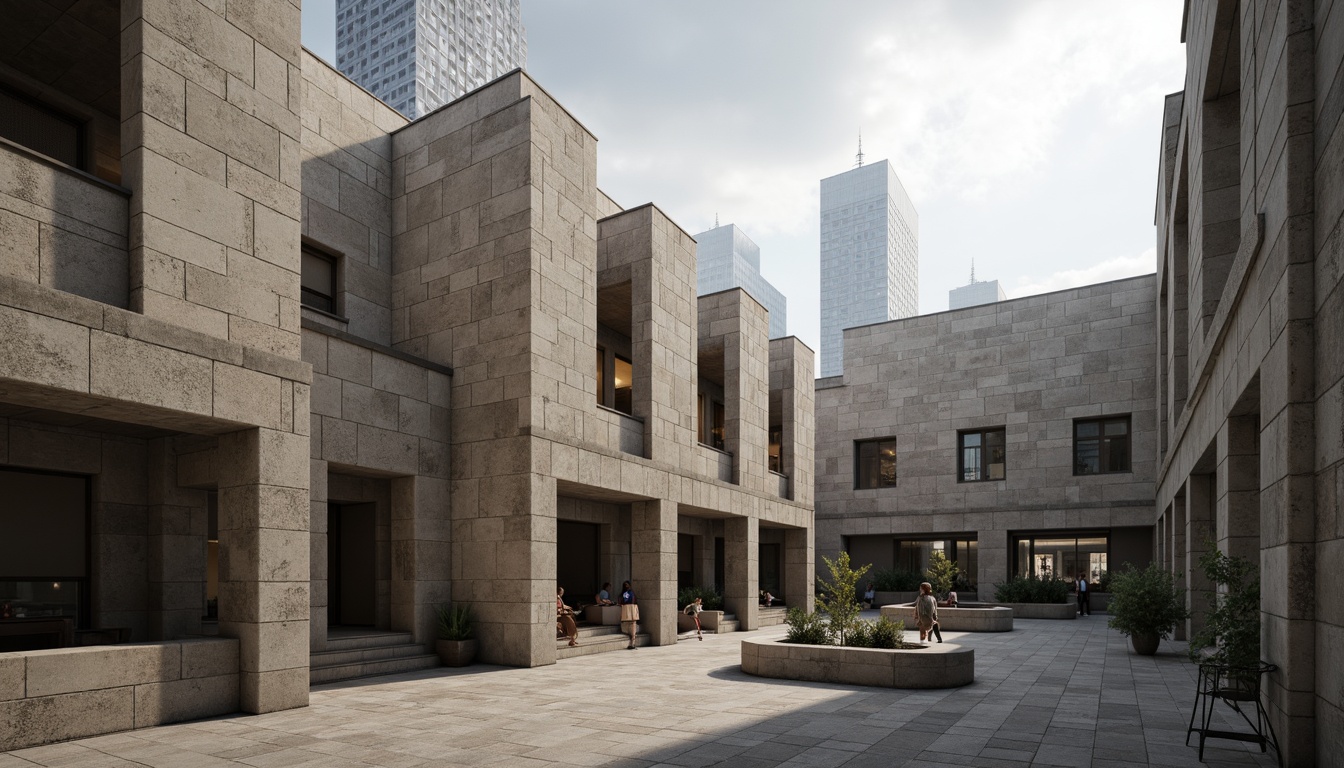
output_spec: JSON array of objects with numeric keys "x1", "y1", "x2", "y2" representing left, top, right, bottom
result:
[
  {"x1": 1089, "y1": 592, "x2": 1112, "y2": 614},
  {"x1": 741, "y1": 637, "x2": 973, "y2": 689},
  {"x1": 880, "y1": 604, "x2": 1013, "y2": 632},
  {"x1": 584, "y1": 605, "x2": 621, "y2": 625},
  {"x1": 994, "y1": 602, "x2": 1077, "y2": 619}
]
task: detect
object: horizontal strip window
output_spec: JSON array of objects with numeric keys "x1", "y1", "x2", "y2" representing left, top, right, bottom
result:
[{"x1": 0, "y1": 86, "x2": 84, "y2": 170}]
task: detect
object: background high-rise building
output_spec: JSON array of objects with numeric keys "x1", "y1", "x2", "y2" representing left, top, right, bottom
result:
[
  {"x1": 336, "y1": 0, "x2": 526, "y2": 118},
  {"x1": 949, "y1": 273, "x2": 1007, "y2": 310},
  {"x1": 819, "y1": 160, "x2": 919, "y2": 377},
  {"x1": 694, "y1": 223, "x2": 788, "y2": 339}
]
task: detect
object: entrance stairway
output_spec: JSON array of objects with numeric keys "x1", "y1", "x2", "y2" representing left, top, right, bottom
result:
[
  {"x1": 758, "y1": 607, "x2": 787, "y2": 627},
  {"x1": 556, "y1": 624, "x2": 650, "y2": 659},
  {"x1": 310, "y1": 629, "x2": 438, "y2": 685}
]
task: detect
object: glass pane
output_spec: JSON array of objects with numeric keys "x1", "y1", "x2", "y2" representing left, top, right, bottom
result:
[
  {"x1": 1104, "y1": 419, "x2": 1128, "y2": 436},
  {"x1": 596, "y1": 348, "x2": 605, "y2": 406},
  {"x1": 962, "y1": 447, "x2": 980, "y2": 481},
  {"x1": 301, "y1": 250, "x2": 334, "y2": 294},
  {"x1": 1104, "y1": 436, "x2": 1130, "y2": 472},
  {"x1": 1075, "y1": 421, "x2": 1099, "y2": 438},
  {"x1": 1015, "y1": 538, "x2": 1031, "y2": 578},
  {"x1": 961, "y1": 432, "x2": 981, "y2": 448},
  {"x1": 879, "y1": 440, "x2": 897, "y2": 486},
  {"x1": 986, "y1": 429, "x2": 1005, "y2": 447},
  {"x1": 1075, "y1": 440, "x2": 1100, "y2": 474},
  {"x1": 613, "y1": 356, "x2": 633, "y2": 415},
  {"x1": 711, "y1": 401, "x2": 725, "y2": 450}
]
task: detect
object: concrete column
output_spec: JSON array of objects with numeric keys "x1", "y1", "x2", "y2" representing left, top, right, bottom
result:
[
  {"x1": 391, "y1": 475, "x2": 451, "y2": 645},
  {"x1": 1185, "y1": 474, "x2": 1214, "y2": 639},
  {"x1": 1171, "y1": 491, "x2": 1187, "y2": 641},
  {"x1": 783, "y1": 526, "x2": 814, "y2": 612},
  {"x1": 978, "y1": 528, "x2": 1009, "y2": 595},
  {"x1": 724, "y1": 516, "x2": 759, "y2": 630},
  {"x1": 693, "y1": 532, "x2": 715, "y2": 589},
  {"x1": 146, "y1": 438, "x2": 206, "y2": 640},
  {"x1": 309, "y1": 459, "x2": 327, "y2": 651},
  {"x1": 631, "y1": 499, "x2": 678, "y2": 646},
  {"x1": 1218, "y1": 415, "x2": 1260, "y2": 562},
  {"x1": 217, "y1": 428, "x2": 310, "y2": 714}
]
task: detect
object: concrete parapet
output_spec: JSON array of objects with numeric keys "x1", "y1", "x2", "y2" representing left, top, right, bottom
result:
[{"x1": 880, "y1": 604, "x2": 1013, "y2": 632}]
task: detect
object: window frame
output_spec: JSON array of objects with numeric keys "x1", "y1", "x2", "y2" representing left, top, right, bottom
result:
[
  {"x1": 958, "y1": 427, "x2": 1006, "y2": 483},
  {"x1": 854, "y1": 437, "x2": 898, "y2": 490},
  {"x1": 1072, "y1": 415, "x2": 1132, "y2": 476},
  {"x1": 300, "y1": 241, "x2": 340, "y2": 315},
  {"x1": 0, "y1": 83, "x2": 86, "y2": 171}
]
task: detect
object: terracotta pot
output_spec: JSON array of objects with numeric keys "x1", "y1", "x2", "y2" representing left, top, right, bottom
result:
[
  {"x1": 1130, "y1": 632, "x2": 1160, "y2": 656},
  {"x1": 436, "y1": 638, "x2": 478, "y2": 667}
]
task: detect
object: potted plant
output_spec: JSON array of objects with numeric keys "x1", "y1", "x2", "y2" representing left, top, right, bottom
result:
[
  {"x1": 1106, "y1": 562, "x2": 1188, "y2": 655},
  {"x1": 1188, "y1": 548, "x2": 1260, "y2": 685},
  {"x1": 435, "y1": 604, "x2": 477, "y2": 667}
]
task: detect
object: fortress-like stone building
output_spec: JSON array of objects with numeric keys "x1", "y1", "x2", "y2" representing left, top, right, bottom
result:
[{"x1": 0, "y1": 0, "x2": 813, "y2": 750}]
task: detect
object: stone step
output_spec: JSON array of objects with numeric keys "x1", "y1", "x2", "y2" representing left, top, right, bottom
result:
[
  {"x1": 323, "y1": 630, "x2": 416, "y2": 652},
  {"x1": 310, "y1": 641, "x2": 434, "y2": 668},
  {"x1": 758, "y1": 608, "x2": 787, "y2": 627},
  {"x1": 715, "y1": 620, "x2": 739, "y2": 633},
  {"x1": 556, "y1": 631, "x2": 650, "y2": 659},
  {"x1": 309, "y1": 653, "x2": 440, "y2": 685}
]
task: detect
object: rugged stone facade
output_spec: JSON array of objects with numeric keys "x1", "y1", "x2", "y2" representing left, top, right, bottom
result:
[
  {"x1": 1155, "y1": 1, "x2": 1344, "y2": 764},
  {"x1": 0, "y1": 0, "x2": 814, "y2": 750},
  {"x1": 815, "y1": 276, "x2": 1158, "y2": 593}
]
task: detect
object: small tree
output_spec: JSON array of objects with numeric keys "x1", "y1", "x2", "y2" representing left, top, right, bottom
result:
[
  {"x1": 1188, "y1": 546, "x2": 1260, "y2": 670},
  {"x1": 816, "y1": 552, "x2": 870, "y2": 646},
  {"x1": 925, "y1": 550, "x2": 959, "y2": 600}
]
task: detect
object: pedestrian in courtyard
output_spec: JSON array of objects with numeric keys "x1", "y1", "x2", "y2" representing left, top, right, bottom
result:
[
  {"x1": 619, "y1": 580, "x2": 639, "y2": 649},
  {"x1": 863, "y1": 582, "x2": 876, "y2": 610},
  {"x1": 915, "y1": 582, "x2": 943, "y2": 643},
  {"x1": 683, "y1": 596, "x2": 704, "y2": 640},
  {"x1": 594, "y1": 582, "x2": 615, "y2": 606},
  {"x1": 1076, "y1": 572, "x2": 1090, "y2": 616},
  {"x1": 556, "y1": 587, "x2": 579, "y2": 647}
]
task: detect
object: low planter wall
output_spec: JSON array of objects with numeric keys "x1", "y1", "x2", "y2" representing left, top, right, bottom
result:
[
  {"x1": 741, "y1": 637, "x2": 973, "y2": 689},
  {"x1": 0, "y1": 638, "x2": 240, "y2": 751},
  {"x1": 1089, "y1": 592, "x2": 1112, "y2": 614},
  {"x1": 993, "y1": 602, "x2": 1077, "y2": 620},
  {"x1": 874, "y1": 591, "x2": 979, "y2": 607},
  {"x1": 880, "y1": 604, "x2": 1013, "y2": 632}
]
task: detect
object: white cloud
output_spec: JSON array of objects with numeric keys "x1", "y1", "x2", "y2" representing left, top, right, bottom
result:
[{"x1": 1011, "y1": 248, "x2": 1156, "y2": 299}]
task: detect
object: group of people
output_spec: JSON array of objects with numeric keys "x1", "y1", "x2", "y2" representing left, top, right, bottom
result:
[{"x1": 556, "y1": 581, "x2": 641, "y2": 650}]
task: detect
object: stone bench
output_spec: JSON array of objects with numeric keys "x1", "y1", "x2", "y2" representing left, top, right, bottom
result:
[
  {"x1": 741, "y1": 637, "x2": 974, "y2": 689},
  {"x1": 880, "y1": 604, "x2": 1014, "y2": 632}
]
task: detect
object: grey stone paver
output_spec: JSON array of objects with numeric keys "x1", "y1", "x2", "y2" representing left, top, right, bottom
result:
[{"x1": 3, "y1": 616, "x2": 1277, "y2": 768}]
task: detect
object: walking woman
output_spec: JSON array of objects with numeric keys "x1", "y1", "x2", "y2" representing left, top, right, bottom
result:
[
  {"x1": 915, "y1": 582, "x2": 943, "y2": 643},
  {"x1": 619, "y1": 580, "x2": 639, "y2": 649}
]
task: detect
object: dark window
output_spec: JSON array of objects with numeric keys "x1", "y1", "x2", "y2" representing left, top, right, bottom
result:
[
  {"x1": 855, "y1": 438, "x2": 898, "y2": 489},
  {"x1": 0, "y1": 86, "x2": 83, "y2": 169},
  {"x1": 1074, "y1": 416, "x2": 1131, "y2": 475},
  {"x1": 710, "y1": 400, "x2": 725, "y2": 451},
  {"x1": 959, "y1": 427, "x2": 1005, "y2": 482},
  {"x1": 300, "y1": 244, "x2": 338, "y2": 313},
  {"x1": 595, "y1": 346, "x2": 605, "y2": 406}
]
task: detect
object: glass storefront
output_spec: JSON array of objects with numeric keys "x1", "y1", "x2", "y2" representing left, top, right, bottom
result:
[
  {"x1": 1011, "y1": 531, "x2": 1109, "y2": 583},
  {"x1": 894, "y1": 536, "x2": 978, "y2": 587}
]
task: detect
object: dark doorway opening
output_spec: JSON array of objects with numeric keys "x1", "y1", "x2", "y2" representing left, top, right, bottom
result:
[
  {"x1": 327, "y1": 502, "x2": 375, "y2": 627},
  {"x1": 759, "y1": 543, "x2": 782, "y2": 600},
  {"x1": 714, "y1": 537, "x2": 725, "y2": 591},
  {"x1": 557, "y1": 521, "x2": 600, "y2": 607},
  {"x1": 677, "y1": 533, "x2": 694, "y2": 591}
]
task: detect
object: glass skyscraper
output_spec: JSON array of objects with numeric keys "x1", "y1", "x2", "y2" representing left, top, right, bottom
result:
[
  {"x1": 949, "y1": 279, "x2": 1007, "y2": 310},
  {"x1": 819, "y1": 160, "x2": 919, "y2": 377},
  {"x1": 694, "y1": 223, "x2": 788, "y2": 339},
  {"x1": 336, "y1": 0, "x2": 527, "y2": 119}
]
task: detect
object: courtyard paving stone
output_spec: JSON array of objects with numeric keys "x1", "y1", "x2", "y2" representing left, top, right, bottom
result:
[{"x1": 2, "y1": 616, "x2": 1277, "y2": 767}]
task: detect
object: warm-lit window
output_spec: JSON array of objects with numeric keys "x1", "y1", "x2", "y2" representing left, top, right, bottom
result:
[
  {"x1": 959, "y1": 427, "x2": 1005, "y2": 482},
  {"x1": 855, "y1": 438, "x2": 897, "y2": 489},
  {"x1": 1013, "y1": 532, "x2": 1108, "y2": 582},
  {"x1": 1074, "y1": 416, "x2": 1131, "y2": 475},
  {"x1": 613, "y1": 355, "x2": 633, "y2": 415},
  {"x1": 768, "y1": 426, "x2": 783, "y2": 473},
  {"x1": 300, "y1": 244, "x2": 338, "y2": 313}
]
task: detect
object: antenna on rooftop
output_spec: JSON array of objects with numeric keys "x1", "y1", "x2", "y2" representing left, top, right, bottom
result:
[
  {"x1": 715, "y1": 212, "x2": 719, "y2": 228},
  {"x1": 970, "y1": 259, "x2": 976, "y2": 284},
  {"x1": 855, "y1": 132, "x2": 865, "y2": 168}
]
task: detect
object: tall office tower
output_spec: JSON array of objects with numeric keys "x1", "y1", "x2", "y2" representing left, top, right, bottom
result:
[
  {"x1": 819, "y1": 159, "x2": 919, "y2": 377},
  {"x1": 949, "y1": 267, "x2": 1008, "y2": 310},
  {"x1": 695, "y1": 223, "x2": 788, "y2": 339},
  {"x1": 336, "y1": 0, "x2": 526, "y2": 118}
]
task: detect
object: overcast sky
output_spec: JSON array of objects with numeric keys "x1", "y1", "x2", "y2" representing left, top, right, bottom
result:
[{"x1": 303, "y1": 1, "x2": 1185, "y2": 353}]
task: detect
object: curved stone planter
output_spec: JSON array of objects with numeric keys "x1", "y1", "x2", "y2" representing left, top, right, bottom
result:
[
  {"x1": 880, "y1": 604, "x2": 1013, "y2": 632},
  {"x1": 993, "y1": 602, "x2": 1077, "y2": 620},
  {"x1": 874, "y1": 591, "x2": 979, "y2": 606},
  {"x1": 740, "y1": 637, "x2": 974, "y2": 689}
]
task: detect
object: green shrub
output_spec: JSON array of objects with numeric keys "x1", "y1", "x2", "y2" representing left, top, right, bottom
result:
[
  {"x1": 1188, "y1": 547, "x2": 1259, "y2": 669},
  {"x1": 847, "y1": 619, "x2": 874, "y2": 647},
  {"x1": 869, "y1": 616, "x2": 905, "y2": 649},
  {"x1": 817, "y1": 552, "x2": 870, "y2": 645},
  {"x1": 436, "y1": 604, "x2": 474, "y2": 641},
  {"x1": 925, "y1": 551, "x2": 959, "y2": 600},
  {"x1": 993, "y1": 574, "x2": 1071, "y2": 604},
  {"x1": 677, "y1": 584, "x2": 724, "y2": 611},
  {"x1": 1107, "y1": 563, "x2": 1188, "y2": 641},
  {"x1": 783, "y1": 606, "x2": 830, "y2": 645},
  {"x1": 1095, "y1": 570, "x2": 1113, "y2": 593},
  {"x1": 871, "y1": 568, "x2": 922, "y2": 592}
]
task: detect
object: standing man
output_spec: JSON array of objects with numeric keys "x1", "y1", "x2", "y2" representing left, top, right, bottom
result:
[{"x1": 1076, "y1": 572, "x2": 1090, "y2": 616}]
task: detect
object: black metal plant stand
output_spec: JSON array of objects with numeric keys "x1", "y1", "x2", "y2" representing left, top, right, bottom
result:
[{"x1": 1185, "y1": 661, "x2": 1281, "y2": 766}]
